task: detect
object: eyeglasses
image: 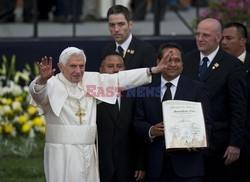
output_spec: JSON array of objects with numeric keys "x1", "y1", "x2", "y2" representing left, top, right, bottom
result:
[{"x1": 194, "y1": 32, "x2": 213, "y2": 39}]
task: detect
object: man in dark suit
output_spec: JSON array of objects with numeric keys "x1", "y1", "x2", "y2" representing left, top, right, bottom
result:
[
  {"x1": 221, "y1": 22, "x2": 250, "y2": 182},
  {"x1": 97, "y1": 51, "x2": 146, "y2": 182},
  {"x1": 182, "y1": 18, "x2": 247, "y2": 182},
  {"x1": 99, "y1": 5, "x2": 156, "y2": 181},
  {"x1": 102, "y1": 5, "x2": 156, "y2": 70},
  {"x1": 134, "y1": 43, "x2": 212, "y2": 181}
]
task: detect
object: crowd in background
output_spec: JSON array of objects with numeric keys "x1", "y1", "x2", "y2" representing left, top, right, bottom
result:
[{"x1": 0, "y1": 0, "x2": 208, "y2": 23}]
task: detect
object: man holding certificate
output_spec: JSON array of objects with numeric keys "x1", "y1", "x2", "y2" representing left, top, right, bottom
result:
[{"x1": 134, "y1": 43, "x2": 212, "y2": 182}]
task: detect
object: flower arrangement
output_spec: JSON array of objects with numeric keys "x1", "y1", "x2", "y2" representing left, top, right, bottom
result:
[
  {"x1": 194, "y1": 0, "x2": 250, "y2": 33},
  {"x1": 0, "y1": 81, "x2": 46, "y2": 138},
  {"x1": 0, "y1": 55, "x2": 45, "y2": 151}
]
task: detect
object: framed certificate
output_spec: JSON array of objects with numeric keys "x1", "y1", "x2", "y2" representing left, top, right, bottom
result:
[{"x1": 162, "y1": 100, "x2": 207, "y2": 149}]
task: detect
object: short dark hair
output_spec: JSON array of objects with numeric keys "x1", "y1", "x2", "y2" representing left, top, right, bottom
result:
[
  {"x1": 100, "y1": 50, "x2": 124, "y2": 66},
  {"x1": 224, "y1": 22, "x2": 248, "y2": 40},
  {"x1": 107, "y1": 5, "x2": 131, "y2": 22},
  {"x1": 157, "y1": 43, "x2": 183, "y2": 60}
]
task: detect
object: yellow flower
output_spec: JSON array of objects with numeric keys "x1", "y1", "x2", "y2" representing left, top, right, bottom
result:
[
  {"x1": 7, "y1": 110, "x2": 14, "y2": 116},
  {"x1": 40, "y1": 126, "x2": 46, "y2": 135},
  {"x1": 19, "y1": 115, "x2": 28, "y2": 124},
  {"x1": 5, "y1": 123, "x2": 13, "y2": 134},
  {"x1": 32, "y1": 117, "x2": 43, "y2": 126},
  {"x1": 14, "y1": 106, "x2": 21, "y2": 111},
  {"x1": 21, "y1": 123, "x2": 31, "y2": 133},
  {"x1": 15, "y1": 96, "x2": 23, "y2": 102},
  {"x1": 27, "y1": 105, "x2": 37, "y2": 115},
  {"x1": 5, "y1": 98, "x2": 12, "y2": 105}
]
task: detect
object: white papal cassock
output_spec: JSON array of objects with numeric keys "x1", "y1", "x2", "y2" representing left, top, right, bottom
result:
[{"x1": 29, "y1": 68, "x2": 151, "y2": 182}]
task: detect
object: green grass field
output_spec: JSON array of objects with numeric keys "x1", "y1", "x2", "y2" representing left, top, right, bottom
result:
[{"x1": 0, "y1": 137, "x2": 45, "y2": 182}]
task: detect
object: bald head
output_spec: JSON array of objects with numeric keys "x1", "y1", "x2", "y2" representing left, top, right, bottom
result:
[
  {"x1": 195, "y1": 18, "x2": 222, "y2": 56},
  {"x1": 198, "y1": 18, "x2": 222, "y2": 33}
]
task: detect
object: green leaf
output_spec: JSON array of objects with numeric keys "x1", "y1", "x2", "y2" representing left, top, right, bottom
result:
[
  {"x1": 14, "y1": 71, "x2": 30, "y2": 84},
  {"x1": 9, "y1": 54, "x2": 16, "y2": 80},
  {"x1": 0, "y1": 55, "x2": 7, "y2": 75},
  {"x1": 33, "y1": 62, "x2": 39, "y2": 76},
  {"x1": 25, "y1": 64, "x2": 31, "y2": 72}
]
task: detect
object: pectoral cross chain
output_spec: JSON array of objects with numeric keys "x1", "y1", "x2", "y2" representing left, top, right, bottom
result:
[{"x1": 75, "y1": 102, "x2": 85, "y2": 124}]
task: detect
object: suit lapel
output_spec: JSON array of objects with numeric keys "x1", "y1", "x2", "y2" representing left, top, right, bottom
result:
[
  {"x1": 124, "y1": 36, "x2": 137, "y2": 67},
  {"x1": 117, "y1": 91, "x2": 126, "y2": 122},
  {"x1": 174, "y1": 75, "x2": 188, "y2": 100},
  {"x1": 202, "y1": 49, "x2": 223, "y2": 81},
  {"x1": 244, "y1": 54, "x2": 250, "y2": 74},
  {"x1": 152, "y1": 76, "x2": 163, "y2": 113},
  {"x1": 193, "y1": 53, "x2": 201, "y2": 78}
]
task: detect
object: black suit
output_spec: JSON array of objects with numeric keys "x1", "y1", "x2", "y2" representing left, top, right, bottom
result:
[
  {"x1": 233, "y1": 53, "x2": 250, "y2": 182},
  {"x1": 102, "y1": 35, "x2": 157, "y2": 69},
  {"x1": 183, "y1": 48, "x2": 247, "y2": 182},
  {"x1": 97, "y1": 35, "x2": 156, "y2": 181},
  {"x1": 134, "y1": 75, "x2": 212, "y2": 181},
  {"x1": 243, "y1": 54, "x2": 250, "y2": 155},
  {"x1": 97, "y1": 91, "x2": 145, "y2": 182}
]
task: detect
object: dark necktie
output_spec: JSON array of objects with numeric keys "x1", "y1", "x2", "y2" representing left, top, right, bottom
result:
[
  {"x1": 118, "y1": 46, "x2": 124, "y2": 57},
  {"x1": 162, "y1": 82, "x2": 173, "y2": 101},
  {"x1": 199, "y1": 57, "x2": 209, "y2": 79}
]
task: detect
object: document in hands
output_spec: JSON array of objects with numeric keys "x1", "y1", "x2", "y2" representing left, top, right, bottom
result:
[{"x1": 162, "y1": 100, "x2": 207, "y2": 149}]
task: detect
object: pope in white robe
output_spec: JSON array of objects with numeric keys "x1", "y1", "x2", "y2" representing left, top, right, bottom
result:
[{"x1": 29, "y1": 47, "x2": 171, "y2": 182}]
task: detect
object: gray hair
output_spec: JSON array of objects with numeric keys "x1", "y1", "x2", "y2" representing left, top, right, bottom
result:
[{"x1": 59, "y1": 47, "x2": 87, "y2": 65}]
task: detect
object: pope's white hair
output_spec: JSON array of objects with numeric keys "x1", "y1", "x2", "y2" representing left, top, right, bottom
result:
[{"x1": 59, "y1": 47, "x2": 87, "y2": 65}]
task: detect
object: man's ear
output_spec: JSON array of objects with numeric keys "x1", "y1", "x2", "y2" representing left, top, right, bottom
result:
[
  {"x1": 215, "y1": 32, "x2": 222, "y2": 43},
  {"x1": 129, "y1": 20, "x2": 133, "y2": 30},
  {"x1": 57, "y1": 63, "x2": 62, "y2": 72},
  {"x1": 240, "y1": 38, "x2": 247, "y2": 47}
]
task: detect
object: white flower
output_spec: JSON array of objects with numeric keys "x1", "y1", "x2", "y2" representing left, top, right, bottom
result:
[
  {"x1": 29, "y1": 128, "x2": 35, "y2": 138},
  {"x1": 9, "y1": 82, "x2": 22, "y2": 96},
  {"x1": 2, "y1": 87, "x2": 10, "y2": 95},
  {"x1": 2, "y1": 98, "x2": 7, "y2": 104},
  {"x1": 11, "y1": 127, "x2": 17, "y2": 137},
  {"x1": 12, "y1": 101, "x2": 22, "y2": 110},
  {"x1": 23, "y1": 86, "x2": 29, "y2": 92},
  {"x1": 3, "y1": 105, "x2": 11, "y2": 113}
]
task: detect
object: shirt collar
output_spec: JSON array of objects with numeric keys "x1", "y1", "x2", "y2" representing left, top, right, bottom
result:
[
  {"x1": 200, "y1": 46, "x2": 220, "y2": 64},
  {"x1": 160, "y1": 75, "x2": 180, "y2": 89},
  {"x1": 116, "y1": 33, "x2": 132, "y2": 52},
  {"x1": 238, "y1": 50, "x2": 247, "y2": 62}
]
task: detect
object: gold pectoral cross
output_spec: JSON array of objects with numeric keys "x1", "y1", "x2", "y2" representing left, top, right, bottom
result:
[{"x1": 75, "y1": 102, "x2": 85, "y2": 124}]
